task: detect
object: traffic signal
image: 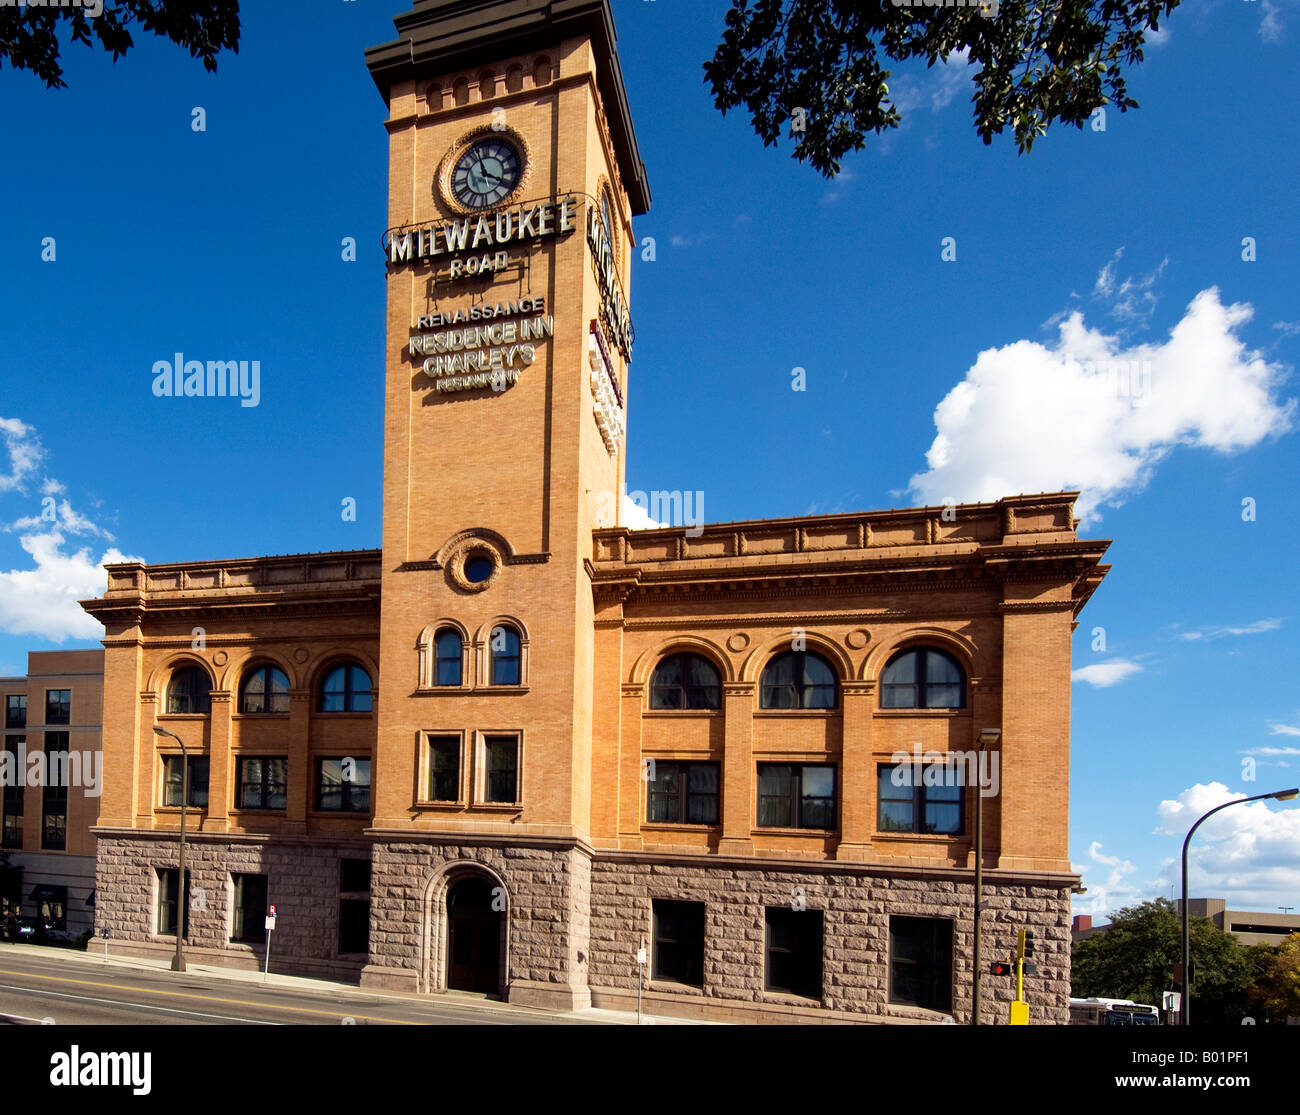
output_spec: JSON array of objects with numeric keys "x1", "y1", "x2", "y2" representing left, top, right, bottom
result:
[
  {"x1": 991, "y1": 961, "x2": 1013, "y2": 976},
  {"x1": 1024, "y1": 930, "x2": 1035, "y2": 958}
]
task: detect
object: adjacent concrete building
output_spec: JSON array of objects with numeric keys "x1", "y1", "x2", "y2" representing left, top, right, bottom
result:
[{"x1": 81, "y1": 0, "x2": 1109, "y2": 1023}]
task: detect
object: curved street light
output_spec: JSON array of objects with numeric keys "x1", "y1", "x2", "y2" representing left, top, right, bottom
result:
[{"x1": 1180, "y1": 787, "x2": 1298, "y2": 1025}]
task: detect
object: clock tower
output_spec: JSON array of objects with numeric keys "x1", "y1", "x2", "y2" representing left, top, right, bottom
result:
[{"x1": 362, "y1": 0, "x2": 650, "y2": 1005}]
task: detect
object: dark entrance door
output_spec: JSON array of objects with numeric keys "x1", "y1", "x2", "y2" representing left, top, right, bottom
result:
[{"x1": 446, "y1": 877, "x2": 501, "y2": 994}]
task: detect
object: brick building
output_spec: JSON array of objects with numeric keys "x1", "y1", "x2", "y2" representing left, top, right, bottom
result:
[
  {"x1": 0, "y1": 650, "x2": 105, "y2": 940},
  {"x1": 82, "y1": 0, "x2": 1110, "y2": 1023}
]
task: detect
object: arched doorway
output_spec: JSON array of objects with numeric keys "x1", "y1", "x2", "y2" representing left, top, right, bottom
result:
[{"x1": 446, "y1": 876, "x2": 502, "y2": 994}]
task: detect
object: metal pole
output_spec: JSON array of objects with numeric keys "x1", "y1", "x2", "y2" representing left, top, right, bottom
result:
[
  {"x1": 1180, "y1": 789, "x2": 1298, "y2": 1025},
  {"x1": 264, "y1": 924, "x2": 271, "y2": 982},
  {"x1": 972, "y1": 744, "x2": 983, "y2": 1027},
  {"x1": 173, "y1": 739, "x2": 188, "y2": 973}
]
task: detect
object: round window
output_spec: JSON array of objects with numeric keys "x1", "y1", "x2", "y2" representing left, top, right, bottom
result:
[{"x1": 464, "y1": 554, "x2": 495, "y2": 584}]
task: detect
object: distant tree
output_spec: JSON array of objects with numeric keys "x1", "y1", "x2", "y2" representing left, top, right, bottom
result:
[
  {"x1": 1248, "y1": 933, "x2": 1300, "y2": 1022},
  {"x1": 1072, "y1": 898, "x2": 1260, "y2": 1024},
  {"x1": 705, "y1": 0, "x2": 1182, "y2": 176},
  {"x1": 0, "y1": 1, "x2": 240, "y2": 89}
]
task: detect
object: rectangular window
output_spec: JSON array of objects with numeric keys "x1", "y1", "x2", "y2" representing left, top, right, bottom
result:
[
  {"x1": 426, "y1": 735, "x2": 461, "y2": 802},
  {"x1": 765, "y1": 907, "x2": 823, "y2": 999},
  {"x1": 646, "y1": 761, "x2": 720, "y2": 825},
  {"x1": 756, "y1": 764, "x2": 836, "y2": 830},
  {"x1": 5, "y1": 694, "x2": 25, "y2": 729},
  {"x1": 33, "y1": 884, "x2": 68, "y2": 931},
  {"x1": 652, "y1": 899, "x2": 705, "y2": 987},
  {"x1": 42, "y1": 732, "x2": 68, "y2": 851},
  {"x1": 235, "y1": 757, "x2": 288, "y2": 811},
  {"x1": 231, "y1": 873, "x2": 268, "y2": 944},
  {"x1": 889, "y1": 916, "x2": 953, "y2": 1013},
  {"x1": 339, "y1": 899, "x2": 370, "y2": 955},
  {"x1": 483, "y1": 735, "x2": 518, "y2": 804},
  {"x1": 877, "y1": 764, "x2": 964, "y2": 835},
  {"x1": 157, "y1": 867, "x2": 190, "y2": 938},
  {"x1": 315, "y1": 758, "x2": 371, "y2": 813},
  {"x1": 2, "y1": 737, "x2": 22, "y2": 849},
  {"x1": 45, "y1": 689, "x2": 70, "y2": 725},
  {"x1": 338, "y1": 857, "x2": 370, "y2": 956},
  {"x1": 162, "y1": 756, "x2": 210, "y2": 808}
]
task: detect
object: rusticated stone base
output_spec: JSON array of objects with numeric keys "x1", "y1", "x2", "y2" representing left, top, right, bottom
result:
[
  {"x1": 93, "y1": 830, "x2": 1072, "y2": 1023},
  {"x1": 93, "y1": 830, "x2": 372, "y2": 983},
  {"x1": 586, "y1": 857, "x2": 1073, "y2": 1026}
]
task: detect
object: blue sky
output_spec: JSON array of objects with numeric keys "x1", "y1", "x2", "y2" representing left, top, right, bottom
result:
[{"x1": 1, "y1": 0, "x2": 1297, "y2": 920}]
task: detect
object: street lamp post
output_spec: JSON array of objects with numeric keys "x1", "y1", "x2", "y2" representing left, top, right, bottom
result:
[
  {"x1": 1179, "y1": 786, "x2": 1298, "y2": 1025},
  {"x1": 152, "y1": 723, "x2": 189, "y2": 973},
  {"x1": 971, "y1": 727, "x2": 1000, "y2": 1026}
]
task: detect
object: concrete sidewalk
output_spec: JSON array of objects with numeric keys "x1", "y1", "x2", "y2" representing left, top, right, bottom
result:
[{"x1": 0, "y1": 941, "x2": 709, "y2": 1024}]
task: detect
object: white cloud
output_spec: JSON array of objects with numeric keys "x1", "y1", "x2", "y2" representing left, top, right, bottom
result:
[
  {"x1": 1260, "y1": 0, "x2": 1288, "y2": 42},
  {"x1": 1177, "y1": 617, "x2": 1282, "y2": 641},
  {"x1": 1144, "y1": 23, "x2": 1172, "y2": 47},
  {"x1": 0, "y1": 529, "x2": 142, "y2": 642},
  {"x1": 1153, "y1": 782, "x2": 1300, "y2": 910},
  {"x1": 1250, "y1": 745, "x2": 1300, "y2": 755},
  {"x1": 1072, "y1": 658, "x2": 1143, "y2": 687},
  {"x1": 1273, "y1": 320, "x2": 1300, "y2": 338},
  {"x1": 889, "y1": 48, "x2": 973, "y2": 117},
  {"x1": 0, "y1": 417, "x2": 45, "y2": 494},
  {"x1": 9, "y1": 498, "x2": 113, "y2": 540},
  {"x1": 622, "y1": 493, "x2": 665, "y2": 531},
  {"x1": 1071, "y1": 841, "x2": 1141, "y2": 917},
  {"x1": 908, "y1": 286, "x2": 1296, "y2": 523},
  {"x1": 1268, "y1": 725, "x2": 1300, "y2": 738}
]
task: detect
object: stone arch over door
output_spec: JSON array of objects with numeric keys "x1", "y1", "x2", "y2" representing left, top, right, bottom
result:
[{"x1": 420, "y1": 861, "x2": 510, "y2": 996}]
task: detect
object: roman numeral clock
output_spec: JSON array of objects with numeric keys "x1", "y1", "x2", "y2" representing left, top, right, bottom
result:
[{"x1": 450, "y1": 136, "x2": 523, "y2": 210}]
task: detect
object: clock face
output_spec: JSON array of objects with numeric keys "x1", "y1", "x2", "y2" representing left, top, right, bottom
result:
[{"x1": 451, "y1": 139, "x2": 522, "y2": 209}]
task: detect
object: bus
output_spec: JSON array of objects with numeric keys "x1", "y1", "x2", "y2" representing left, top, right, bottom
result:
[{"x1": 1069, "y1": 997, "x2": 1162, "y2": 1025}]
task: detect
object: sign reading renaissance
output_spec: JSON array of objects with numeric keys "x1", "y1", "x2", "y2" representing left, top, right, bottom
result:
[{"x1": 409, "y1": 298, "x2": 554, "y2": 393}]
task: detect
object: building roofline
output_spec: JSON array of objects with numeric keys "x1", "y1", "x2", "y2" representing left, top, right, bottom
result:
[{"x1": 364, "y1": 0, "x2": 651, "y2": 214}]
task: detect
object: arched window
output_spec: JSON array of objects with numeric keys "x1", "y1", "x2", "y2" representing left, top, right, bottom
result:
[
  {"x1": 167, "y1": 666, "x2": 212, "y2": 715},
  {"x1": 490, "y1": 625, "x2": 521, "y2": 686},
  {"x1": 452, "y1": 78, "x2": 469, "y2": 107},
  {"x1": 880, "y1": 647, "x2": 966, "y2": 709},
  {"x1": 649, "y1": 653, "x2": 721, "y2": 710},
  {"x1": 533, "y1": 55, "x2": 552, "y2": 88},
  {"x1": 435, "y1": 628, "x2": 463, "y2": 687},
  {"x1": 240, "y1": 664, "x2": 290, "y2": 715},
  {"x1": 759, "y1": 651, "x2": 838, "y2": 710},
  {"x1": 425, "y1": 83, "x2": 444, "y2": 111},
  {"x1": 505, "y1": 65, "x2": 523, "y2": 94},
  {"x1": 318, "y1": 663, "x2": 373, "y2": 713},
  {"x1": 478, "y1": 70, "x2": 495, "y2": 100}
]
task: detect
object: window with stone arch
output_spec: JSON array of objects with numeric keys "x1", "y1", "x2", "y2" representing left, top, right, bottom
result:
[
  {"x1": 649, "y1": 652, "x2": 721, "y2": 710},
  {"x1": 317, "y1": 661, "x2": 373, "y2": 713},
  {"x1": 240, "y1": 663, "x2": 290, "y2": 715},
  {"x1": 452, "y1": 77, "x2": 470, "y2": 107},
  {"x1": 434, "y1": 628, "x2": 464, "y2": 687},
  {"x1": 759, "y1": 650, "x2": 838, "y2": 710},
  {"x1": 166, "y1": 663, "x2": 212, "y2": 715},
  {"x1": 489, "y1": 624, "x2": 522, "y2": 686},
  {"x1": 532, "y1": 55, "x2": 552, "y2": 88},
  {"x1": 879, "y1": 646, "x2": 966, "y2": 710},
  {"x1": 477, "y1": 69, "x2": 495, "y2": 101}
]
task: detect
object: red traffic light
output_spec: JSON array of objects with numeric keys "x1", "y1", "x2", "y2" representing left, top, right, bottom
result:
[{"x1": 990, "y1": 961, "x2": 1013, "y2": 976}]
